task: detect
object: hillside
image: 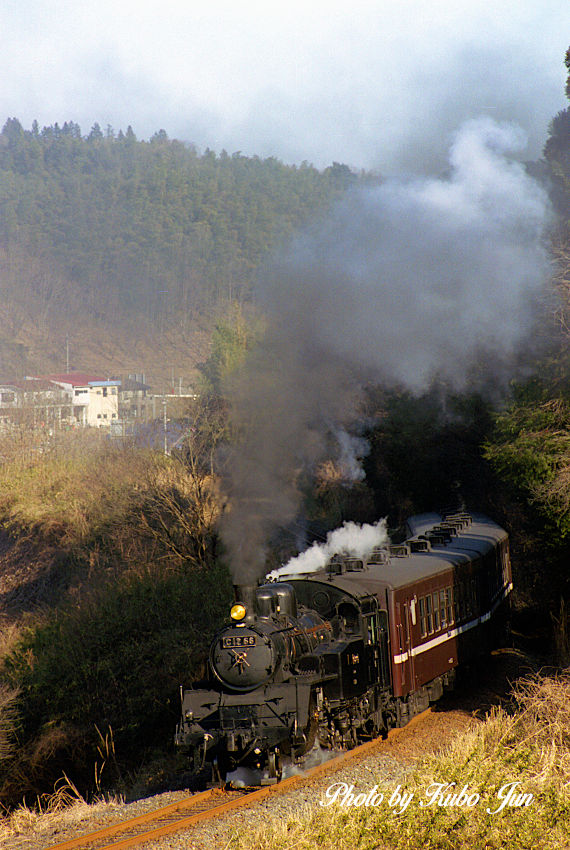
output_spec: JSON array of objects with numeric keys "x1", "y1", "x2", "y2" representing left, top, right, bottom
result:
[
  {"x1": 0, "y1": 304, "x2": 211, "y2": 395},
  {"x1": 0, "y1": 120, "x2": 365, "y2": 386}
]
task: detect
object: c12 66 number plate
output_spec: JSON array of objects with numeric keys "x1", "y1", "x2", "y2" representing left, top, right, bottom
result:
[{"x1": 222, "y1": 635, "x2": 256, "y2": 648}]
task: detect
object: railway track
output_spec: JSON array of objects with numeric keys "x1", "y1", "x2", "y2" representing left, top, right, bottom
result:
[
  {"x1": 44, "y1": 710, "x2": 430, "y2": 850},
  {"x1": 43, "y1": 787, "x2": 254, "y2": 850}
]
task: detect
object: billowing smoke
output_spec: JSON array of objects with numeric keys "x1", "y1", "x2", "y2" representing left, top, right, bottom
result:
[
  {"x1": 268, "y1": 519, "x2": 389, "y2": 579},
  {"x1": 219, "y1": 117, "x2": 552, "y2": 584},
  {"x1": 333, "y1": 427, "x2": 370, "y2": 483}
]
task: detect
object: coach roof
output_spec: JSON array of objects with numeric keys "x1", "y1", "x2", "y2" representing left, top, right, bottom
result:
[{"x1": 284, "y1": 514, "x2": 507, "y2": 595}]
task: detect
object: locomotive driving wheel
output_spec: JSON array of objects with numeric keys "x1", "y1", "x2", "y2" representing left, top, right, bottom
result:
[{"x1": 265, "y1": 750, "x2": 282, "y2": 784}]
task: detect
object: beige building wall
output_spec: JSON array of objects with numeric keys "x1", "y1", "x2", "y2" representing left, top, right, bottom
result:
[{"x1": 86, "y1": 385, "x2": 119, "y2": 427}]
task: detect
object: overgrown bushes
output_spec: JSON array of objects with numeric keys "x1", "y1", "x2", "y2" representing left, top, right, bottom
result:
[
  {"x1": 0, "y1": 431, "x2": 222, "y2": 574},
  {"x1": 0, "y1": 430, "x2": 231, "y2": 804},
  {"x1": 0, "y1": 561, "x2": 232, "y2": 805}
]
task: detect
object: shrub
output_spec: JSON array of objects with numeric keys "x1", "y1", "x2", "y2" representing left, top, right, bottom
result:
[{"x1": 0, "y1": 561, "x2": 232, "y2": 804}]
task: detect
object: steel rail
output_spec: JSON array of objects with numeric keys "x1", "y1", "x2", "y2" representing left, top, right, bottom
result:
[
  {"x1": 44, "y1": 708, "x2": 430, "y2": 850},
  {"x1": 42, "y1": 788, "x2": 227, "y2": 850}
]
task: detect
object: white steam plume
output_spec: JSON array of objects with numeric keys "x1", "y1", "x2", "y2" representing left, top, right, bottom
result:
[{"x1": 268, "y1": 519, "x2": 389, "y2": 578}]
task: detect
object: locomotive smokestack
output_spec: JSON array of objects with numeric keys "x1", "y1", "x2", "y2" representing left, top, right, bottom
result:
[{"x1": 234, "y1": 584, "x2": 257, "y2": 622}]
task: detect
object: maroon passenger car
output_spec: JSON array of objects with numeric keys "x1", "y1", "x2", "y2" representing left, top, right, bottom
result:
[{"x1": 287, "y1": 511, "x2": 512, "y2": 731}]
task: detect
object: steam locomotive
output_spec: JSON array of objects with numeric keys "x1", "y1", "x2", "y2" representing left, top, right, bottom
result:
[{"x1": 175, "y1": 511, "x2": 512, "y2": 783}]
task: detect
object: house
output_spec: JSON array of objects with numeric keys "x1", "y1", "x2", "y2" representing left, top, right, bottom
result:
[
  {"x1": 0, "y1": 378, "x2": 72, "y2": 430},
  {"x1": 117, "y1": 375, "x2": 151, "y2": 420},
  {"x1": 42, "y1": 373, "x2": 121, "y2": 428}
]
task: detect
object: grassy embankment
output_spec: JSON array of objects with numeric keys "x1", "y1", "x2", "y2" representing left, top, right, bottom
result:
[
  {"x1": 0, "y1": 430, "x2": 232, "y2": 806},
  {"x1": 227, "y1": 675, "x2": 570, "y2": 850},
  {"x1": 1, "y1": 673, "x2": 568, "y2": 849}
]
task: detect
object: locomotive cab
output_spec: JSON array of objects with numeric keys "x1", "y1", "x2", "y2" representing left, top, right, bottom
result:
[{"x1": 337, "y1": 600, "x2": 360, "y2": 635}]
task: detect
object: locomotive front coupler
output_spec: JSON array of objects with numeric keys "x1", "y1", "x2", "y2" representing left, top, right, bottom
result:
[{"x1": 228, "y1": 734, "x2": 265, "y2": 767}]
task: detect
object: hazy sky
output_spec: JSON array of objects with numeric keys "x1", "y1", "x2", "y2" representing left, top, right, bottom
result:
[{"x1": 1, "y1": 0, "x2": 568, "y2": 172}]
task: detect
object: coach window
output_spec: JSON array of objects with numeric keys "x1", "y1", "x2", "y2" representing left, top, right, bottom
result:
[
  {"x1": 432, "y1": 592, "x2": 440, "y2": 631},
  {"x1": 439, "y1": 589, "x2": 447, "y2": 630},
  {"x1": 445, "y1": 588, "x2": 454, "y2": 626},
  {"x1": 463, "y1": 583, "x2": 469, "y2": 618},
  {"x1": 419, "y1": 597, "x2": 427, "y2": 637},
  {"x1": 365, "y1": 613, "x2": 378, "y2": 645},
  {"x1": 425, "y1": 594, "x2": 433, "y2": 634},
  {"x1": 471, "y1": 578, "x2": 477, "y2": 613},
  {"x1": 501, "y1": 546, "x2": 509, "y2": 585},
  {"x1": 454, "y1": 585, "x2": 461, "y2": 621}
]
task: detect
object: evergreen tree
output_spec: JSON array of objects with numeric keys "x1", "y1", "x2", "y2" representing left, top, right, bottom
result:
[{"x1": 0, "y1": 118, "x2": 365, "y2": 325}]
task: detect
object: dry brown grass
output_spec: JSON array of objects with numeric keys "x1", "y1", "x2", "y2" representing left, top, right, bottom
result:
[
  {"x1": 0, "y1": 617, "x2": 21, "y2": 767},
  {"x1": 0, "y1": 430, "x2": 223, "y2": 579},
  {"x1": 0, "y1": 431, "x2": 138, "y2": 545},
  {"x1": 511, "y1": 672, "x2": 570, "y2": 784},
  {"x1": 0, "y1": 777, "x2": 122, "y2": 845},
  {"x1": 0, "y1": 618, "x2": 23, "y2": 661},
  {"x1": 0, "y1": 685, "x2": 18, "y2": 763}
]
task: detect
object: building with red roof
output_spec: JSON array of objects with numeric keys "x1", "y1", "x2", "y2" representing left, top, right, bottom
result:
[
  {"x1": 0, "y1": 373, "x2": 122, "y2": 430},
  {"x1": 41, "y1": 373, "x2": 121, "y2": 427}
]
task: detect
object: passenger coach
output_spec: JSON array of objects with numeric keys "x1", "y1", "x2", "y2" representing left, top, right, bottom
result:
[{"x1": 287, "y1": 511, "x2": 512, "y2": 726}]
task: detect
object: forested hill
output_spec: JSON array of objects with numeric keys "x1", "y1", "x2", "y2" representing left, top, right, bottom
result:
[
  {"x1": 0, "y1": 119, "x2": 370, "y2": 379},
  {"x1": 0, "y1": 119, "x2": 364, "y2": 318}
]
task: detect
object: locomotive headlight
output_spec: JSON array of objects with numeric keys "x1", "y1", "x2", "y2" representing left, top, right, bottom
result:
[{"x1": 230, "y1": 603, "x2": 246, "y2": 621}]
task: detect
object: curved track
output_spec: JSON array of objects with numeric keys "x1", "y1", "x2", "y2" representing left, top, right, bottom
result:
[{"x1": 44, "y1": 710, "x2": 430, "y2": 850}]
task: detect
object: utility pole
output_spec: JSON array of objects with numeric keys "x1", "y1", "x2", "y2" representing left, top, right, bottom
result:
[
  {"x1": 163, "y1": 397, "x2": 168, "y2": 455},
  {"x1": 66, "y1": 336, "x2": 69, "y2": 372}
]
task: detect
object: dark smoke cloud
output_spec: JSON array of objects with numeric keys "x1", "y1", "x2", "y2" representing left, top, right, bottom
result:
[{"x1": 219, "y1": 118, "x2": 552, "y2": 583}]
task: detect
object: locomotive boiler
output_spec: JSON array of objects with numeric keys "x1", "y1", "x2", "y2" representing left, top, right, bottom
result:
[{"x1": 175, "y1": 511, "x2": 512, "y2": 783}]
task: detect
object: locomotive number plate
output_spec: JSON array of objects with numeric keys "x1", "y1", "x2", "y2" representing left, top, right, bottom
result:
[{"x1": 222, "y1": 636, "x2": 256, "y2": 648}]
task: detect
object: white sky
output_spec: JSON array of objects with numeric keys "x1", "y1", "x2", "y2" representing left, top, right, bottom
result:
[{"x1": 0, "y1": 0, "x2": 568, "y2": 172}]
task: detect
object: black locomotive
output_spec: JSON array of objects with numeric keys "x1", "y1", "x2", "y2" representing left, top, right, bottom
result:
[{"x1": 175, "y1": 511, "x2": 512, "y2": 782}]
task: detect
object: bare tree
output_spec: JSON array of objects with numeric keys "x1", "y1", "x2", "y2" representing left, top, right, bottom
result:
[{"x1": 137, "y1": 397, "x2": 228, "y2": 569}]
